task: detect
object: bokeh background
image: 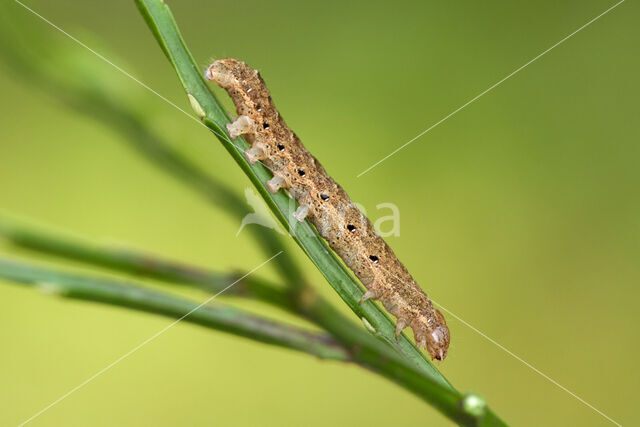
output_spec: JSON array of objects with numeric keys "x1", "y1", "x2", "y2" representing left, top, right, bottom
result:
[{"x1": 0, "y1": 0, "x2": 638, "y2": 425}]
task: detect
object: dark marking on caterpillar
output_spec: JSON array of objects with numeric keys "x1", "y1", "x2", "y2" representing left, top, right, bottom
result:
[{"x1": 205, "y1": 58, "x2": 450, "y2": 360}]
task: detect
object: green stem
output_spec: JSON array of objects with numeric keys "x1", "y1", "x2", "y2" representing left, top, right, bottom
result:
[
  {"x1": 0, "y1": 258, "x2": 348, "y2": 361},
  {"x1": 0, "y1": 218, "x2": 291, "y2": 310}
]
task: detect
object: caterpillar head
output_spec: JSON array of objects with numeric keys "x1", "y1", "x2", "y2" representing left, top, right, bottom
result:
[
  {"x1": 412, "y1": 309, "x2": 450, "y2": 361},
  {"x1": 426, "y1": 324, "x2": 450, "y2": 361}
]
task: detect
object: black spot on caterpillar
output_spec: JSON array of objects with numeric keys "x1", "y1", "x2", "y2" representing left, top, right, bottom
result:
[{"x1": 205, "y1": 58, "x2": 450, "y2": 360}]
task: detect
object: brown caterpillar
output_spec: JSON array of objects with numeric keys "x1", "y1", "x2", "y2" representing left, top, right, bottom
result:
[{"x1": 205, "y1": 59, "x2": 450, "y2": 360}]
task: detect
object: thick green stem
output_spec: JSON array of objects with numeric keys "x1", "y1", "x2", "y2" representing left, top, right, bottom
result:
[{"x1": 301, "y1": 295, "x2": 506, "y2": 426}]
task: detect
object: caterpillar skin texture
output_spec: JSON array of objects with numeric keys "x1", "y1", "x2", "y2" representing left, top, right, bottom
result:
[{"x1": 206, "y1": 58, "x2": 450, "y2": 360}]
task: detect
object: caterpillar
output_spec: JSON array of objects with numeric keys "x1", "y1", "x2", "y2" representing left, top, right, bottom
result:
[{"x1": 205, "y1": 58, "x2": 450, "y2": 360}]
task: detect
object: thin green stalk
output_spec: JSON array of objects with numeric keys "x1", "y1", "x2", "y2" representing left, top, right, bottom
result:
[
  {"x1": 0, "y1": 258, "x2": 348, "y2": 361},
  {"x1": 134, "y1": 0, "x2": 447, "y2": 385},
  {"x1": 0, "y1": 217, "x2": 291, "y2": 310}
]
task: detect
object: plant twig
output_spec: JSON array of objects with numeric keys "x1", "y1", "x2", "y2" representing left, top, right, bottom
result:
[
  {"x1": 134, "y1": 1, "x2": 507, "y2": 424},
  {"x1": 0, "y1": 3, "x2": 508, "y2": 422},
  {"x1": 0, "y1": 258, "x2": 348, "y2": 361},
  {"x1": 0, "y1": 217, "x2": 292, "y2": 310}
]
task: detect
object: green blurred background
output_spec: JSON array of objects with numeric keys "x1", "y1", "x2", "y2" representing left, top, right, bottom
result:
[{"x1": 0, "y1": 0, "x2": 638, "y2": 425}]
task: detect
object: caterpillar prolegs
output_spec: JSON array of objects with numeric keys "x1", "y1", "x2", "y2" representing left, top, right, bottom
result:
[{"x1": 205, "y1": 59, "x2": 450, "y2": 360}]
